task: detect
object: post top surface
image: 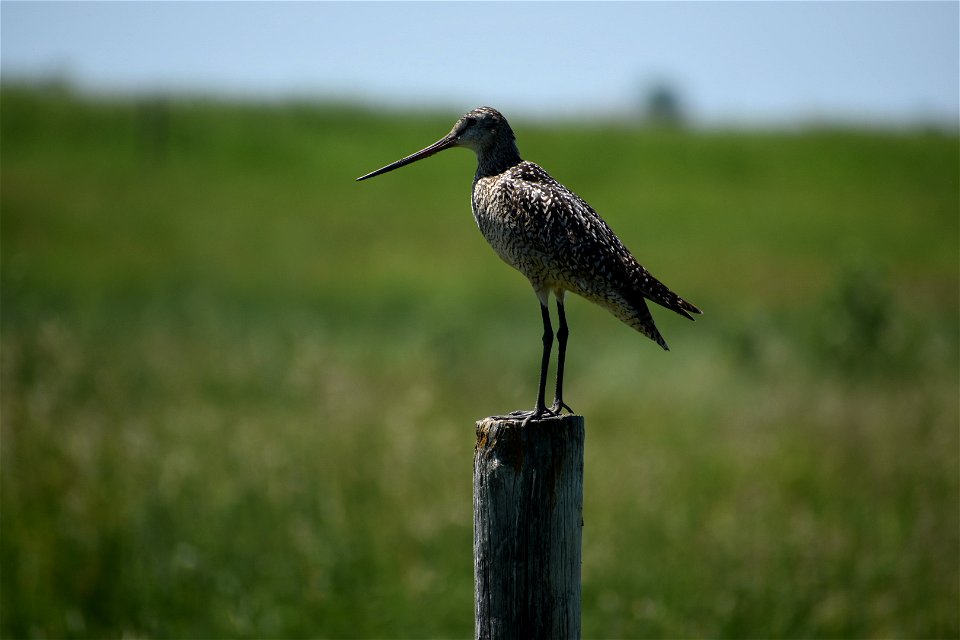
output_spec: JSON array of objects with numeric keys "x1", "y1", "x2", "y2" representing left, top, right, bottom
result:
[{"x1": 476, "y1": 414, "x2": 584, "y2": 428}]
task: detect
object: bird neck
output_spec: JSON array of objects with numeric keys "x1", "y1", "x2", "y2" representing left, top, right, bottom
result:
[{"x1": 475, "y1": 140, "x2": 523, "y2": 178}]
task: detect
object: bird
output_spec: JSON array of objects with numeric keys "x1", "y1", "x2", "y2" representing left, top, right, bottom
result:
[{"x1": 357, "y1": 107, "x2": 701, "y2": 421}]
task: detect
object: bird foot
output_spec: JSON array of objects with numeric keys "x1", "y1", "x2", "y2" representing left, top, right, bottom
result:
[
  {"x1": 550, "y1": 399, "x2": 575, "y2": 415},
  {"x1": 491, "y1": 405, "x2": 559, "y2": 425}
]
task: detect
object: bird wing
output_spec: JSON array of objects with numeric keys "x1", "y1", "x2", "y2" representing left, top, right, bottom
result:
[{"x1": 505, "y1": 162, "x2": 701, "y2": 320}]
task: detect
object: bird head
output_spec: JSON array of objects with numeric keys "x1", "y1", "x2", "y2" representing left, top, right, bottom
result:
[
  {"x1": 448, "y1": 107, "x2": 514, "y2": 152},
  {"x1": 356, "y1": 106, "x2": 516, "y2": 181}
]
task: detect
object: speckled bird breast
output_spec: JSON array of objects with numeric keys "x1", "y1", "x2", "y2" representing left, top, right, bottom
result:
[{"x1": 470, "y1": 163, "x2": 561, "y2": 283}]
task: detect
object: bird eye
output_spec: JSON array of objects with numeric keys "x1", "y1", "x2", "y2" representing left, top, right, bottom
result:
[{"x1": 465, "y1": 116, "x2": 477, "y2": 127}]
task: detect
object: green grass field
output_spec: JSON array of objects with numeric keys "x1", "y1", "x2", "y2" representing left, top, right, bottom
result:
[{"x1": 2, "y1": 85, "x2": 958, "y2": 638}]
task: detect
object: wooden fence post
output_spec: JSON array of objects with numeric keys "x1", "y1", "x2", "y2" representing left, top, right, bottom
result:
[{"x1": 473, "y1": 414, "x2": 585, "y2": 640}]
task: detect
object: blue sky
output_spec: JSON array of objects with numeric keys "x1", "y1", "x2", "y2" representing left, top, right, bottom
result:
[{"x1": 2, "y1": 1, "x2": 957, "y2": 126}]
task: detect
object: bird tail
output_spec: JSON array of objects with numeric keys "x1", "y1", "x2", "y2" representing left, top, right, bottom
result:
[
  {"x1": 612, "y1": 296, "x2": 671, "y2": 351},
  {"x1": 635, "y1": 270, "x2": 702, "y2": 320},
  {"x1": 607, "y1": 268, "x2": 702, "y2": 350}
]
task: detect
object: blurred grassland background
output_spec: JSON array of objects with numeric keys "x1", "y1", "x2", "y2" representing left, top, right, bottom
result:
[{"x1": 1, "y1": 84, "x2": 958, "y2": 638}]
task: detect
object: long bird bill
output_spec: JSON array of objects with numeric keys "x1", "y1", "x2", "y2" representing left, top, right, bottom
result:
[{"x1": 356, "y1": 134, "x2": 458, "y2": 181}]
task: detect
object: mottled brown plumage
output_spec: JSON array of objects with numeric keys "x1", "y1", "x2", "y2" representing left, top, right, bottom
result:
[{"x1": 358, "y1": 107, "x2": 701, "y2": 419}]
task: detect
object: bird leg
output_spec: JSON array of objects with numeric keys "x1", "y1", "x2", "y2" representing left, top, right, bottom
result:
[
  {"x1": 504, "y1": 300, "x2": 555, "y2": 423},
  {"x1": 551, "y1": 299, "x2": 574, "y2": 414},
  {"x1": 531, "y1": 301, "x2": 554, "y2": 419}
]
